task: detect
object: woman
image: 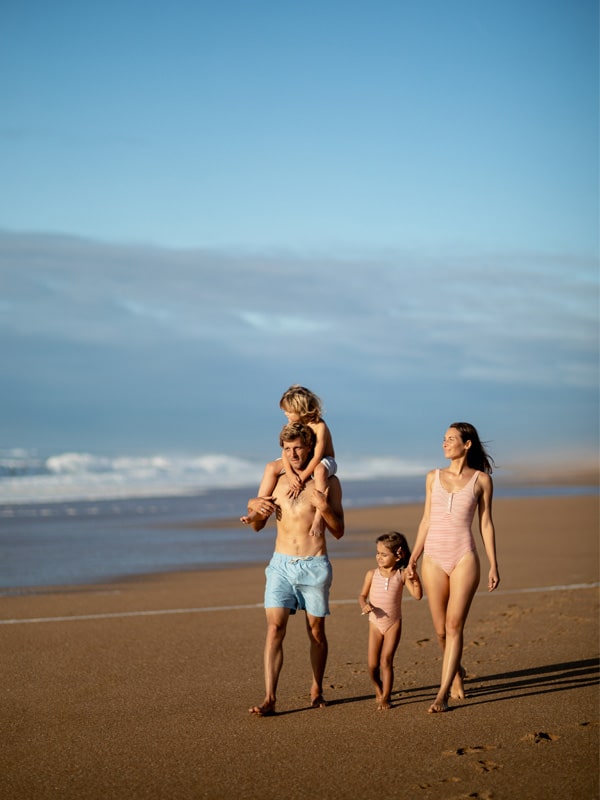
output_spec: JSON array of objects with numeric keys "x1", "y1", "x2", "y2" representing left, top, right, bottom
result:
[{"x1": 408, "y1": 422, "x2": 499, "y2": 712}]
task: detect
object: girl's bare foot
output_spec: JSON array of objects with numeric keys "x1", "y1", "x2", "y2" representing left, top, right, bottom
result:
[
  {"x1": 249, "y1": 700, "x2": 276, "y2": 716},
  {"x1": 377, "y1": 698, "x2": 392, "y2": 711},
  {"x1": 450, "y1": 665, "x2": 466, "y2": 700}
]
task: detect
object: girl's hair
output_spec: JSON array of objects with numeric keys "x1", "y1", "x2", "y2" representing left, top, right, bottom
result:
[
  {"x1": 376, "y1": 531, "x2": 411, "y2": 569},
  {"x1": 449, "y1": 421, "x2": 495, "y2": 474},
  {"x1": 279, "y1": 384, "x2": 323, "y2": 424}
]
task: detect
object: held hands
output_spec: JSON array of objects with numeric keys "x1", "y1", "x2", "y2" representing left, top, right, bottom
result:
[{"x1": 406, "y1": 559, "x2": 418, "y2": 580}]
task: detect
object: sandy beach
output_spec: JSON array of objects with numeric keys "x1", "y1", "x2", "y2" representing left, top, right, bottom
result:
[{"x1": 1, "y1": 492, "x2": 598, "y2": 800}]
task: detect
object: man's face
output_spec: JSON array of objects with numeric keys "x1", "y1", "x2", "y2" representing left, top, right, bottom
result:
[{"x1": 282, "y1": 437, "x2": 311, "y2": 471}]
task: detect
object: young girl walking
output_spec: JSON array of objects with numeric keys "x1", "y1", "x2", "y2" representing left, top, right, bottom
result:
[
  {"x1": 240, "y1": 385, "x2": 336, "y2": 537},
  {"x1": 358, "y1": 532, "x2": 423, "y2": 710}
]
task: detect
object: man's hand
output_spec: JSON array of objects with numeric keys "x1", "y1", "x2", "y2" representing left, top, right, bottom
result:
[
  {"x1": 311, "y1": 486, "x2": 329, "y2": 511},
  {"x1": 240, "y1": 496, "x2": 277, "y2": 526}
]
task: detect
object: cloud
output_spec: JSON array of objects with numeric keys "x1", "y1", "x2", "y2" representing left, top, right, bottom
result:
[{"x1": 0, "y1": 230, "x2": 597, "y2": 393}]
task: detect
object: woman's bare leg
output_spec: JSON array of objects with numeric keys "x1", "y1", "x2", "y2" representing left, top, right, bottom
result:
[{"x1": 422, "y1": 554, "x2": 479, "y2": 712}]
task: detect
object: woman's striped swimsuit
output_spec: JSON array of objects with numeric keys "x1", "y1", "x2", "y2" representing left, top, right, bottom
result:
[{"x1": 424, "y1": 469, "x2": 479, "y2": 576}]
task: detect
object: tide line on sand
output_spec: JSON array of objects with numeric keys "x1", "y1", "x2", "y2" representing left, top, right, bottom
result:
[{"x1": 1, "y1": 581, "x2": 597, "y2": 626}]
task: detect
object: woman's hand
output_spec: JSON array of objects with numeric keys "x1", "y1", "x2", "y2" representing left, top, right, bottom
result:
[{"x1": 488, "y1": 567, "x2": 500, "y2": 592}]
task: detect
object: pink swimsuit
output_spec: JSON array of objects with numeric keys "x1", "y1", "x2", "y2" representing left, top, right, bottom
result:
[
  {"x1": 368, "y1": 568, "x2": 405, "y2": 634},
  {"x1": 424, "y1": 469, "x2": 479, "y2": 576}
]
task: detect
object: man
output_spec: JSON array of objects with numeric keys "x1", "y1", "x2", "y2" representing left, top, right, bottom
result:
[{"x1": 245, "y1": 421, "x2": 345, "y2": 716}]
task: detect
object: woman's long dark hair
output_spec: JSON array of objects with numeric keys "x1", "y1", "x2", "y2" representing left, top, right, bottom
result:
[{"x1": 449, "y1": 422, "x2": 495, "y2": 474}]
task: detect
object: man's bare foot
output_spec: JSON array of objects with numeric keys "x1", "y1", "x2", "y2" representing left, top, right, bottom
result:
[
  {"x1": 310, "y1": 694, "x2": 328, "y2": 708},
  {"x1": 249, "y1": 701, "x2": 276, "y2": 716},
  {"x1": 450, "y1": 665, "x2": 466, "y2": 700},
  {"x1": 428, "y1": 696, "x2": 449, "y2": 713}
]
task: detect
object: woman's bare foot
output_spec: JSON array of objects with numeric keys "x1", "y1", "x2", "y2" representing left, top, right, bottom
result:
[
  {"x1": 310, "y1": 693, "x2": 328, "y2": 708},
  {"x1": 249, "y1": 701, "x2": 276, "y2": 716},
  {"x1": 428, "y1": 696, "x2": 449, "y2": 713},
  {"x1": 450, "y1": 666, "x2": 466, "y2": 700}
]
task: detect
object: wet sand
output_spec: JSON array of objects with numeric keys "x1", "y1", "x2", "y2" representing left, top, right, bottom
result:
[{"x1": 1, "y1": 493, "x2": 598, "y2": 799}]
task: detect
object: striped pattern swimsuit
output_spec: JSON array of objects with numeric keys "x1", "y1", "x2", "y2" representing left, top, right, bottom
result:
[
  {"x1": 424, "y1": 469, "x2": 479, "y2": 576},
  {"x1": 368, "y1": 568, "x2": 405, "y2": 634}
]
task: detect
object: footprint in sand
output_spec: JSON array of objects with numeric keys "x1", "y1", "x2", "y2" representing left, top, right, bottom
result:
[
  {"x1": 522, "y1": 731, "x2": 560, "y2": 744},
  {"x1": 444, "y1": 745, "x2": 496, "y2": 756},
  {"x1": 474, "y1": 759, "x2": 502, "y2": 773}
]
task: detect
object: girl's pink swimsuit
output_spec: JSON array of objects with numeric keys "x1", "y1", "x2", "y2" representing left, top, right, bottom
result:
[
  {"x1": 368, "y1": 568, "x2": 405, "y2": 634},
  {"x1": 424, "y1": 469, "x2": 479, "y2": 576}
]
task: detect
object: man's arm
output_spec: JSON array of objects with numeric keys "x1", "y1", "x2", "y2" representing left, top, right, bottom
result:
[{"x1": 311, "y1": 477, "x2": 344, "y2": 539}]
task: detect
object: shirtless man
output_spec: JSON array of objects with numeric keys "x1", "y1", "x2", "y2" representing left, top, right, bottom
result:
[{"x1": 245, "y1": 422, "x2": 345, "y2": 716}]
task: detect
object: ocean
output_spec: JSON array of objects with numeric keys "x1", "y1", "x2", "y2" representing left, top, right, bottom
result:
[{"x1": 0, "y1": 448, "x2": 596, "y2": 591}]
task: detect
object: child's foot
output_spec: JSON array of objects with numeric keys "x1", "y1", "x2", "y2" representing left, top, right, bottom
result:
[
  {"x1": 240, "y1": 512, "x2": 257, "y2": 525},
  {"x1": 309, "y1": 518, "x2": 326, "y2": 537},
  {"x1": 377, "y1": 698, "x2": 392, "y2": 711}
]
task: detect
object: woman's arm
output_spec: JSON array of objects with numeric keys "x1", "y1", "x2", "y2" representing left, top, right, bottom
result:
[
  {"x1": 477, "y1": 473, "x2": 500, "y2": 591},
  {"x1": 407, "y1": 469, "x2": 435, "y2": 578}
]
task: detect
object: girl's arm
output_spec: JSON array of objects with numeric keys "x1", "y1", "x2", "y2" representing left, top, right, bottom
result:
[
  {"x1": 407, "y1": 469, "x2": 435, "y2": 578},
  {"x1": 281, "y1": 450, "x2": 303, "y2": 497},
  {"x1": 358, "y1": 570, "x2": 375, "y2": 614},
  {"x1": 296, "y1": 421, "x2": 329, "y2": 484},
  {"x1": 477, "y1": 473, "x2": 500, "y2": 591},
  {"x1": 404, "y1": 568, "x2": 423, "y2": 600}
]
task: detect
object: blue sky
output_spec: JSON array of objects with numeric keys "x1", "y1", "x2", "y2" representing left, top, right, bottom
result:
[{"x1": 0, "y1": 0, "x2": 598, "y2": 472}]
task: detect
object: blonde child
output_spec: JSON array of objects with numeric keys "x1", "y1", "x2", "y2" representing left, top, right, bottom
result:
[
  {"x1": 240, "y1": 385, "x2": 336, "y2": 536},
  {"x1": 358, "y1": 531, "x2": 423, "y2": 710}
]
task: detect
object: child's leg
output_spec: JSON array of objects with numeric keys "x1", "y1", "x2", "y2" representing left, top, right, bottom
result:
[
  {"x1": 240, "y1": 459, "x2": 281, "y2": 523},
  {"x1": 367, "y1": 625, "x2": 384, "y2": 702},
  {"x1": 378, "y1": 623, "x2": 402, "y2": 710},
  {"x1": 309, "y1": 462, "x2": 328, "y2": 536}
]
